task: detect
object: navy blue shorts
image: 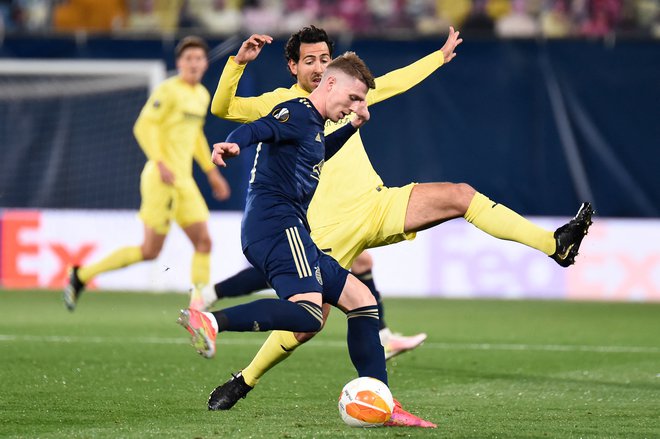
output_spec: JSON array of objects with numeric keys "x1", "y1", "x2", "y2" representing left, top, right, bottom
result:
[{"x1": 243, "y1": 226, "x2": 349, "y2": 305}]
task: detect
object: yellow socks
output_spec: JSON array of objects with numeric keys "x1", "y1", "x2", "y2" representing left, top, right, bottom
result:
[
  {"x1": 465, "y1": 192, "x2": 556, "y2": 256},
  {"x1": 241, "y1": 331, "x2": 302, "y2": 387},
  {"x1": 191, "y1": 252, "x2": 210, "y2": 286},
  {"x1": 77, "y1": 246, "x2": 143, "y2": 284}
]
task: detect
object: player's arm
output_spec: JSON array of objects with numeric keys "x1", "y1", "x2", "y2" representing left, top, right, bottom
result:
[
  {"x1": 325, "y1": 102, "x2": 370, "y2": 160},
  {"x1": 193, "y1": 132, "x2": 231, "y2": 200},
  {"x1": 210, "y1": 34, "x2": 277, "y2": 123},
  {"x1": 133, "y1": 84, "x2": 175, "y2": 184},
  {"x1": 211, "y1": 112, "x2": 280, "y2": 167},
  {"x1": 366, "y1": 26, "x2": 462, "y2": 106},
  {"x1": 212, "y1": 102, "x2": 308, "y2": 167}
]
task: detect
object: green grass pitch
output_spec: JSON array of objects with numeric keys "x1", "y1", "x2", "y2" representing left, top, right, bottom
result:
[{"x1": 1, "y1": 290, "x2": 659, "y2": 438}]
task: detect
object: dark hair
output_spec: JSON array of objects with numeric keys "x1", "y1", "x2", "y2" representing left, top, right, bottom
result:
[
  {"x1": 327, "y1": 52, "x2": 376, "y2": 90},
  {"x1": 284, "y1": 25, "x2": 334, "y2": 74},
  {"x1": 175, "y1": 36, "x2": 209, "y2": 59}
]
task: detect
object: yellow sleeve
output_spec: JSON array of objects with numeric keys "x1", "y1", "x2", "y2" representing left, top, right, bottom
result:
[
  {"x1": 133, "y1": 83, "x2": 171, "y2": 161},
  {"x1": 193, "y1": 130, "x2": 215, "y2": 173},
  {"x1": 366, "y1": 50, "x2": 445, "y2": 106},
  {"x1": 210, "y1": 56, "x2": 291, "y2": 123}
]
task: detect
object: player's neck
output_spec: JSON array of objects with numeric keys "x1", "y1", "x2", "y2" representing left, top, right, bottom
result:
[
  {"x1": 307, "y1": 91, "x2": 326, "y2": 120},
  {"x1": 178, "y1": 75, "x2": 199, "y2": 87},
  {"x1": 293, "y1": 83, "x2": 311, "y2": 96}
]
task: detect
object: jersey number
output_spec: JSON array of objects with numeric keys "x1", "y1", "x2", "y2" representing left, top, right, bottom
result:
[{"x1": 249, "y1": 142, "x2": 263, "y2": 184}]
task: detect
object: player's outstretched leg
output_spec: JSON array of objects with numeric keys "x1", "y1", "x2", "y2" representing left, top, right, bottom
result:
[
  {"x1": 549, "y1": 202, "x2": 594, "y2": 267},
  {"x1": 208, "y1": 371, "x2": 253, "y2": 410},
  {"x1": 408, "y1": 184, "x2": 595, "y2": 266},
  {"x1": 63, "y1": 266, "x2": 85, "y2": 311},
  {"x1": 177, "y1": 309, "x2": 218, "y2": 358},
  {"x1": 179, "y1": 298, "x2": 323, "y2": 359}
]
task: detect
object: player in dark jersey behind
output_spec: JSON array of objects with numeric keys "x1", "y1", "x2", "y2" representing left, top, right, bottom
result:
[{"x1": 177, "y1": 51, "x2": 435, "y2": 427}]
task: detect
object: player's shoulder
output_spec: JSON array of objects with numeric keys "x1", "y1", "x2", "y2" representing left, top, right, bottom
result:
[
  {"x1": 159, "y1": 76, "x2": 180, "y2": 90},
  {"x1": 269, "y1": 98, "x2": 315, "y2": 124},
  {"x1": 271, "y1": 86, "x2": 299, "y2": 100},
  {"x1": 151, "y1": 77, "x2": 181, "y2": 99}
]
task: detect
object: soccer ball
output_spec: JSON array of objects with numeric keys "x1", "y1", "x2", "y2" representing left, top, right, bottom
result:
[{"x1": 338, "y1": 377, "x2": 394, "y2": 427}]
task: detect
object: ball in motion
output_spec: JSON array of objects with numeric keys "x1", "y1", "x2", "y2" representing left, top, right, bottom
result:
[{"x1": 338, "y1": 377, "x2": 394, "y2": 427}]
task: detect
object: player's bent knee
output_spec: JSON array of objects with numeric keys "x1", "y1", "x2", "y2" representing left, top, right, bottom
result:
[
  {"x1": 455, "y1": 182, "x2": 476, "y2": 200},
  {"x1": 337, "y1": 275, "x2": 377, "y2": 311},
  {"x1": 140, "y1": 247, "x2": 161, "y2": 260},
  {"x1": 294, "y1": 330, "x2": 319, "y2": 343},
  {"x1": 195, "y1": 235, "x2": 212, "y2": 253},
  {"x1": 441, "y1": 182, "x2": 476, "y2": 214},
  {"x1": 294, "y1": 300, "x2": 324, "y2": 333}
]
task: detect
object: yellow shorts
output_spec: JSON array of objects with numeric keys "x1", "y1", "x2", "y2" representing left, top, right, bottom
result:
[
  {"x1": 138, "y1": 163, "x2": 209, "y2": 235},
  {"x1": 310, "y1": 183, "x2": 417, "y2": 269}
]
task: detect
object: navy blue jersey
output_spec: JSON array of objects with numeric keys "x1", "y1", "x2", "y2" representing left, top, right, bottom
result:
[{"x1": 224, "y1": 97, "x2": 357, "y2": 249}]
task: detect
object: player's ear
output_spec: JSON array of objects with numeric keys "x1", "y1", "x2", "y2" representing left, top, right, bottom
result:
[
  {"x1": 288, "y1": 59, "x2": 298, "y2": 76},
  {"x1": 326, "y1": 75, "x2": 336, "y2": 90}
]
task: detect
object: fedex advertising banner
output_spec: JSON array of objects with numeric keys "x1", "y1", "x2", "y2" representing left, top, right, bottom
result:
[{"x1": 1, "y1": 209, "x2": 658, "y2": 301}]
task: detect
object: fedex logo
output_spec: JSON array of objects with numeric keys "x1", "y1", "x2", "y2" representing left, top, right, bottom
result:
[
  {"x1": 566, "y1": 222, "x2": 660, "y2": 301},
  {"x1": 0, "y1": 210, "x2": 97, "y2": 289},
  {"x1": 427, "y1": 219, "x2": 660, "y2": 302}
]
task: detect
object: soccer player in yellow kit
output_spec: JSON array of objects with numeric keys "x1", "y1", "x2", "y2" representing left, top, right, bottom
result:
[
  {"x1": 63, "y1": 36, "x2": 230, "y2": 311},
  {"x1": 205, "y1": 27, "x2": 593, "y2": 424}
]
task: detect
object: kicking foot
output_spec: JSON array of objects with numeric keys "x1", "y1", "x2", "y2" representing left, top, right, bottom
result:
[
  {"x1": 381, "y1": 329, "x2": 428, "y2": 361},
  {"x1": 550, "y1": 202, "x2": 594, "y2": 267},
  {"x1": 384, "y1": 399, "x2": 437, "y2": 428},
  {"x1": 63, "y1": 266, "x2": 85, "y2": 311},
  {"x1": 177, "y1": 308, "x2": 217, "y2": 359},
  {"x1": 208, "y1": 371, "x2": 253, "y2": 410}
]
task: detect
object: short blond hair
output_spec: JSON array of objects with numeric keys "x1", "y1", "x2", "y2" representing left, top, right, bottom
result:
[{"x1": 327, "y1": 52, "x2": 376, "y2": 90}]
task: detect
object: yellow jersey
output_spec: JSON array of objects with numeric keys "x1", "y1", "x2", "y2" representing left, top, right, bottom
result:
[
  {"x1": 211, "y1": 51, "x2": 444, "y2": 228},
  {"x1": 134, "y1": 76, "x2": 215, "y2": 181}
]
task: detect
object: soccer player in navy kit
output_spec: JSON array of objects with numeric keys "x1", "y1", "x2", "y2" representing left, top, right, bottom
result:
[{"x1": 178, "y1": 53, "x2": 398, "y2": 400}]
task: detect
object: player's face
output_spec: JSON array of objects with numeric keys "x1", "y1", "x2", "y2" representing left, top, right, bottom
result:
[
  {"x1": 289, "y1": 42, "x2": 332, "y2": 93},
  {"x1": 177, "y1": 47, "x2": 208, "y2": 85},
  {"x1": 325, "y1": 75, "x2": 368, "y2": 122}
]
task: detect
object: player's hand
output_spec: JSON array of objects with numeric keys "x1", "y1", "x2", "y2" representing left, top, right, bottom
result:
[
  {"x1": 350, "y1": 101, "x2": 370, "y2": 129},
  {"x1": 212, "y1": 142, "x2": 240, "y2": 168},
  {"x1": 207, "y1": 168, "x2": 231, "y2": 201},
  {"x1": 157, "y1": 161, "x2": 175, "y2": 185},
  {"x1": 234, "y1": 34, "x2": 273, "y2": 65},
  {"x1": 440, "y1": 26, "x2": 462, "y2": 64}
]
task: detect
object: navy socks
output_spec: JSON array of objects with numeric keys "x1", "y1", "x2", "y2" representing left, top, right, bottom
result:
[{"x1": 346, "y1": 305, "x2": 387, "y2": 385}]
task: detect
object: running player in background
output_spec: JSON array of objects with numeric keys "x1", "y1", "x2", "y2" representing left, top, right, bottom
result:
[
  {"x1": 178, "y1": 52, "x2": 434, "y2": 427},
  {"x1": 63, "y1": 36, "x2": 231, "y2": 312},
  {"x1": 203, "y1": 26, "x2": 593, "y2": 418}
]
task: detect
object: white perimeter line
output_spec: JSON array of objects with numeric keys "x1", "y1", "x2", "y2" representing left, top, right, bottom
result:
[{"x1": 0, "y1": 335, "x2": 658, "y2": 354}]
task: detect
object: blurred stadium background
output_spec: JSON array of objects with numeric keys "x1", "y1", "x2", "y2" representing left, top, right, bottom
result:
[{"x1": 1, "y1": 0, "x2": 658, "y2": 299}]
